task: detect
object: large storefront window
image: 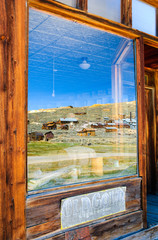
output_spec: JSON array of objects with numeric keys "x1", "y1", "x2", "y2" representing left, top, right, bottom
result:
[{"x1": 28, "y1": 8, "x2": 137, "y2": 191}]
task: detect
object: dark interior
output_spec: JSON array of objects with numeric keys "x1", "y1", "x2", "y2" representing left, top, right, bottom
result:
[{"x1": 144, "y1": 44, "x2": 158, "y2": 227}]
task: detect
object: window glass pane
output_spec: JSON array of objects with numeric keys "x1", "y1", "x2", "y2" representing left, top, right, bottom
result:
[
  {"x1": 88, "y1": 0, "x2": 121, "y2": 23},
  {"x1": 132, "y1": 0, "x2": 156, "y2": 36},
  {"x1": 54, "y1": 0, "x2": 77, "y2": 8},
  {"x1": 28, "y1": 8, "x2": 137, "y2": 191}
]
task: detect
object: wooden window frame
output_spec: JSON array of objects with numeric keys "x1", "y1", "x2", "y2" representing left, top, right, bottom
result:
[
  {"x1": 142, "y1": 0, "x2": 158, "y2": 8},
  {"x1": 33, "y1": 0, "x2": 158, "y2": 29},
  {"x1": 26, "y1": 1, "x2": 147, "y2": 237},
  {"x1": 1, "y1": 0, "x2": 158, "y2": 239}
]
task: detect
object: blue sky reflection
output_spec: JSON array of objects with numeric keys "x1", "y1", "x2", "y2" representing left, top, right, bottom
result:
[{"x1": 28, "y1": 8, "x2": 136, "y2": 110}]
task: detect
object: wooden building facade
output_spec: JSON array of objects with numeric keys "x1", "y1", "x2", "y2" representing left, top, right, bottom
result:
[
  {"x1": 0, "y1": 0, "x2": 158, "y2": 239},
  {"x1": 77, "y1": 128, "x2": 96, "y2": 136}
]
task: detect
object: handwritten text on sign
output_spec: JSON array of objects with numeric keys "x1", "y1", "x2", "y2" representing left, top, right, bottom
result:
[{"x1": 61, "y1": 187, "x2": 126, "y2": 229}]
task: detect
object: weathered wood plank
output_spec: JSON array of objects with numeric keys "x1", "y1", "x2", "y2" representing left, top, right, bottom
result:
[
  {"x1": 0, "y1": 0, "x2": 27, "y2": 239},
  {"x1": 29, "y1": 211, "x2": 143, "y2": 240},
  {"x1": 26, "y1": 178, "x2": 142, "y2": 238},
  {"x1": 27, "y1": 177, "x2": 141, "y2": 209},
  {"x1": 27, "y1": 201, "x2": 60, "y2": 227},
  {"x1": 122, "y1": 224, "x2": 158, "y2": 240},
  {"x1": 136, "y1": 37, "x2": 147, "y2": 228},
  {"x1": 27, "y1": 221, "x2": 61, "y2": 239},
  {"x1": 89, "y1": 211, "x2": 143, "y2": 240}
]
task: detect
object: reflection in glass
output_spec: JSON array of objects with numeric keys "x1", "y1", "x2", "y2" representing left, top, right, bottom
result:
[
  {"x1": 132, "y1": 0, "x2": 156, "y2": 36},
  {"x1": 88, "y1": 0, "x2": 121, "y2": 23},
  {"x1": 54, "y1": 0, "x2": 77, "y2": 8},
  {"x1": 28, "y1": 8, "x2": 137, "y2": 191}
]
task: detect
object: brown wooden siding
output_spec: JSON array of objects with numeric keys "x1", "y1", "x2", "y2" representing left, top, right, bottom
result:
[{"x1": 26, "y1": 177, "x2": 142, "y2": 239}]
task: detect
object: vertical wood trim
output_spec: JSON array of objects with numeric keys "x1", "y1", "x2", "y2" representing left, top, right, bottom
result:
[
  {"x1": 136, "y1": 37, "x2": 147, "y2": 228},
  {"x1": 155, "y1": 71, "x2": 158, "y2": 193},
  {"x1": 121, "y1": 0, "x2": 132, "y2": 27},
  {"x1": 0, "y1": 0, "x2": 27, "y2": 239},
  {"x1": 0, "y1": 1, "x2": 7, "y2": 239},
  {"x1": 156, "y1": 8, "x2": 158, "y2": 37},
  {"x1": 77, "y1": 0, "x2": 88, "y2": 11}
]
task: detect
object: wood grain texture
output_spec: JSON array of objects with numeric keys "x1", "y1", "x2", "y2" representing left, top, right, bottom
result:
[
  {"x1": 26, "y1": 178, "x2": 142, "y2": 239},
  {"x1": 89, "y1": 210, "x2": 143, "y2": 240},
  {"x1": 136, "y1": 38, "x2": 147, "y2": 228},
  {"x1": 77, "y1": 0, "x2": 87, "y2": 11},
  {"x1": 0, "y1": 1, "x2": 7, "y2": 239},
  {"x1": 121, "y1": 0, "x2": 132, "y2": 27},
  {"x1": 0, "y1": 0, "x2": 27, "y2": 239},
  {"x1": 122, "y1": 224, "x2": 158, "y2": 240},
  {"x1": 142, "y1": 0, "x2": 158, "y2": 8},
  {"x1": 28, "y1": 211, "x2": 143, "y2": 240}
]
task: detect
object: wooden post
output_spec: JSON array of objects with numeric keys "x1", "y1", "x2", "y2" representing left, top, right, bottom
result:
[
  {"x1": 136, "y1": 37, "x2": 147, "y2": 228},
  {"x1": 121, "y1": 0, "x2": 132, "y2": 27},
  {"x1": 156, "y1": 8, "x2": 158, "y2": 37},
  {"x1": 0, "y1": 0, "x2": 27, "y2": 239},
  {"x1": 155, "y1": 70, "x2": 158, "y2": 193},
  {"x1": 77, "y1": 0, "x2": 88, "y2": 11}
]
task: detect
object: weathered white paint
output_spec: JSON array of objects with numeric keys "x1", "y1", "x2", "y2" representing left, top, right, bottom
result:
[{"x1": 61, "y1": 187, "x2": 126, "y2": 229}]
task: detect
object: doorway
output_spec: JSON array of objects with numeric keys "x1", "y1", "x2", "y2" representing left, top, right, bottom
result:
[
  {"x1": 145, "y1": 71, "x2": 156, "y2": 195},
  {"x1": 145, "y1": 69, "x2": 158, "y2": 227}
]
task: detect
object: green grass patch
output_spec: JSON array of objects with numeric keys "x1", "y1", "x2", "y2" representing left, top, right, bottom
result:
[{"x1": 27, "y1": 141, "x2": 77, "y2": 156}]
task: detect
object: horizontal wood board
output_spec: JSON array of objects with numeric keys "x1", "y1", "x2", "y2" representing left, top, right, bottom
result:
[
  {"x1": 26, "y1": 177, "x2": 142, "y2": 239},
  {"x1": 122, "y1": 224, "x2": 158, "y2": 240},
  {"x1": 29, "y1": 211, "x2": 143, "y2": 240},
  {"x1": 28, "y1": 0, "x2": 158, "y2": 48}
]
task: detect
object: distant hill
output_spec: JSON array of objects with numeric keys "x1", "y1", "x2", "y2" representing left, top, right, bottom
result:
[{"x1": 28, "y1": 101, "x2": 136, "y2": 133}]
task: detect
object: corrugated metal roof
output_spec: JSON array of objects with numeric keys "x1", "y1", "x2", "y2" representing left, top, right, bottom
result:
[{"x1": 60, "y1": 118, "x2": 78, "y2": 122}]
